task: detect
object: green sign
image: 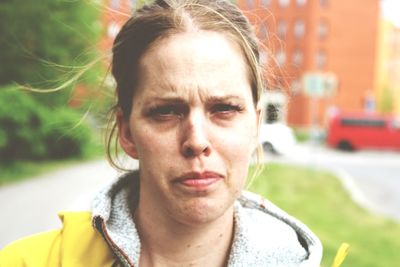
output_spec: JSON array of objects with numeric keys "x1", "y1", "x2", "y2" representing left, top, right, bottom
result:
[{"x1": 302, "y1": 72, "x2": 338, "y2": 98}]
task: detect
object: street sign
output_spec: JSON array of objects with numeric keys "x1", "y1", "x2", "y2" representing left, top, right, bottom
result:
[{"x1": 302, "y1": 72, "x2": 338, "y2": 98}]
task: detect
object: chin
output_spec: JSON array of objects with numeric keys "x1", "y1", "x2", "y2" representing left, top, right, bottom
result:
[{"x1": 174, "y1": 196, "x2": 235, "y2": 225}]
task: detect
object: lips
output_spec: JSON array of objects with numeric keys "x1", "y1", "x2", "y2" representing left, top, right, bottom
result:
[{"x1": 174, "y1": 171, "x2": 223, "y2": 189}]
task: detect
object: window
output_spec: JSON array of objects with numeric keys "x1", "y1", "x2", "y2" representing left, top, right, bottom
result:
[
  {"x1": 315, "y1": 50, "x2": 327, "y2": 69},
  {"x1": 291, "y1": 79, "x2": 302, "y2": 95},
  {"x1": 266, "y1": 104, "x2": 280, "y2": 123},
  {"x1": 246, "y1": 0, "x2": 255, "y2": 9},
  {"x1": 277, "y1": 20, "x2": 287, "y2": 39},
  {"x1": 318, "y1": 20, "x2": 329, "y2": 39},
  {"x1": 259, "y1": 23, "x2": 268, "y2": 40},
  {"x1": 261, "y1": 0, "x2": 271, "y2": 7},
  {"x1": 278, "y1": 0, "x2": 290, "y2": 8},
  {"x1": 129, "y1": 0, "x2": 137, "y2": 8},
  {"x1": 276, "y1": 50, "x2": 286, "y2": 66},
  {"x1": 294, "y1": 19, "x2": 305, "y2": 39},
  {"x1": 319, "y1": 0, "x2": 329, "y2": 7},
  {"x1": 292, "y1": 49, "x2": 303, "y2": 66},
  {"x1": 110, "y1": 0, "x2": 120, "y2": 9},
  {"x1": 259, "y1": 51, "x2": 268, "y2": 66},
  {"x1": 296, "y1": 0, "x2": 307, "y2": 6},
  {"x1": 341, "y1": 118, "x2": 386, "y2": 128}
]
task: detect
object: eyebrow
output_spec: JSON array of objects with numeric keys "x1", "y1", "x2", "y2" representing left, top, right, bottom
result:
[
  {"x1": 143, "y1": 97, "x2": 186, "y2": 106},
  {"x1": 206, "y1": 95, "x2": 244, "y2": 103},
  {"x1": 143, "y1": 95, "x2": 244, "y2": 105}
]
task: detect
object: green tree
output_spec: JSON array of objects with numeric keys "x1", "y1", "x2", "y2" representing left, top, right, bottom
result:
[
  {"x1": 379, "y1": 85, "x2": 394, "y2": 114},
  {"x1": 0, "y1": 0, "x2": 102, "y2": 106}
]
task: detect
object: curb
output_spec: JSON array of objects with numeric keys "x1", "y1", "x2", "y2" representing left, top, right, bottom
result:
[
  {"x1": 265, "y1": 155, "x2": 385, "y2": 218},
  {"x1": 330, "y1": 167, "x2": 383, "y2": 216}
]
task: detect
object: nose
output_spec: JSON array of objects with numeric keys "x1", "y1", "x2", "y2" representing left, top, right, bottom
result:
[{"x1": 181, "y1": 112, "x2": 211, "y2": 158}]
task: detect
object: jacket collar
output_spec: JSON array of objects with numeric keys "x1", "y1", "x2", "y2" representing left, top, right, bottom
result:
[{"x1": 92, "y1": 172, "x2": 322, "y2": 267}]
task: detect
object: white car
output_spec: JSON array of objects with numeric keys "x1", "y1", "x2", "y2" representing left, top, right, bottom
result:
[{"x1": 259, "y1": 123, "x2": 296, "y2": 155}]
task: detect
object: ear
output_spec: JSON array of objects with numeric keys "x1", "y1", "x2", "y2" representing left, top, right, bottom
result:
[{"x1": 116, "y1": 109, "x2": 139, "y2": 159}]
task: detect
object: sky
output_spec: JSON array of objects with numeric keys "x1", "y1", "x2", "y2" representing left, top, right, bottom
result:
[{"x1": 381, "y1": 0, "x2": 400, "y2": 27}]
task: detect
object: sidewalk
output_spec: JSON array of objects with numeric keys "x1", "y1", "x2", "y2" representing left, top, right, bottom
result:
[{"x1": 0, "y1": 160, "x2": 123, "y2": 248}]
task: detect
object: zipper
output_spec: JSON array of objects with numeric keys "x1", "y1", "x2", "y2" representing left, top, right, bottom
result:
[{"x1": 94, "y1": 215, "x2": 135, "y2": 267}]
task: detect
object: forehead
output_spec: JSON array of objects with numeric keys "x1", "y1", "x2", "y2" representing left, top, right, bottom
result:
[{"x1": 136, "y1": 30, "x2": 252, "y2": 99}]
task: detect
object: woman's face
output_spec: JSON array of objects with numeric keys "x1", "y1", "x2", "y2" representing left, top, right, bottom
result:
[{"x1": 119, "y1": 30, "x2": 260, "y2": 225}]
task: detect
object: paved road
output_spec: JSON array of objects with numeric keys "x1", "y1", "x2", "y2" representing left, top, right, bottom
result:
[
  {"x1": 0, "y1": 160, "x2": 123, "y2": 248},
  {"x1": 267, "y1": 143, "x2": 400, "y2": 222}
]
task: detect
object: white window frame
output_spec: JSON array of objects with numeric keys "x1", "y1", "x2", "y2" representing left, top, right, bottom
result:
[
  {"x1": 294, "y1": 19, "x2": 305, "y2": 39},
  {"x1": 318, "y1": 20, "x2": 329, "y2": 39},
  {"x1": 261, "y1": 0, "x2": 271, "y2": 7},
  {"x1": 110, "y1": 0, "x2": 120, "y2": 9},
  {"x1": 296, "y1": 0, "x2": 307, "y2": 6},
  {"x1": 278, "y1": 0, "x2": 291, "y2": 8},
  {"x1": 276, "y1": 50, "x2": 286, "y2": 66},
  {"x1": 246, "y1": 0, "x2": 255, "y2": 9},
  {"x1": 291, "y1": 79, "x2": 302, "y2": 95},
  {"x1": 292, "y1": 49, "x2": 303, "y2": 66},
  {"x1": 315, "y1": 50, "x2": 327, "y2": 69},
  {"x1": 277, "y1": 20, "x2": 287, "y2": 39}
]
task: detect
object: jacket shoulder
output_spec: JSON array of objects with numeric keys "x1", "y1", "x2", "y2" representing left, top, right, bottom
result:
[
  {"x1": 58, "y1": 211, "x2": 114, "y2": 266},
  {"x1": 0, "y1": 230, "x2": 61, "y2": 267},
  {"x1": 0, "y1": 211, "x2": 114, "y2": 267}
]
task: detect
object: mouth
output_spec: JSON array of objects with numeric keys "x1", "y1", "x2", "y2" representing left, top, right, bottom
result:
[{"x1": 174, "y1": 171, "x2": 224, "y2": 190}]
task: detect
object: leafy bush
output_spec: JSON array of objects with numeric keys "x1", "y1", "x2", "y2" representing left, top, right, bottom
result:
[
  {"x1": 0, "y1": 85, "x2": 92, "y2": 161},
  {"x1": 0, "y1": 86, "x2": 47, "y2": 160},
  {"x1": 43, "y1": 107, "x2": 92, "y2": 159}
]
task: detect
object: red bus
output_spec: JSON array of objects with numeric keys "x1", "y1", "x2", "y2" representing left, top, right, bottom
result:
[{"x1": 326, "y1": 112, "x2": 400, "y2": 151}]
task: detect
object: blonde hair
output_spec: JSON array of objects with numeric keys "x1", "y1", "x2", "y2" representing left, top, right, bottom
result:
[{"x1": 107, "y1": 0, "x2": 268, "y2": 175}]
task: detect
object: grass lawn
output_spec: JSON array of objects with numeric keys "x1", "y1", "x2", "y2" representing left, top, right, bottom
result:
[{"x1": 248, "y1": 163, "x2": 400, "y2": 267}]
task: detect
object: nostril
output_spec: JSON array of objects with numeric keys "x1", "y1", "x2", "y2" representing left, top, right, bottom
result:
[
  {"x1": 203, "y1": 146, "x2": 211, "y2": 156},
  {"x1": 181, "y1": 120, "x2": 211, "y2": 157},
  {"x1": 182, "y1": 143, "x2": 211, "y2": 158},
  {"x1": 184, "y1": 147, "x2": 195, "y2": 158}
]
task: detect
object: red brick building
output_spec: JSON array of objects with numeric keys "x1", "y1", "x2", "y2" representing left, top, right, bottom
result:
[
  {"x1": 237, "y1": 0, "x2": 380, "y2": 127},
  {"x1": 100, "y1": 0, "x2": 380, "y2": 127},
  {"x1": 100, "y1": 0, "x2": 135, "y2": 53}
]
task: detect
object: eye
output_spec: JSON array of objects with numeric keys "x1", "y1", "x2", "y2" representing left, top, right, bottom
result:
[
  {"x1": 210, "y1": 103, "x2": 244, "y2": 118},
  {"x1": 146, "y1": 104, "x2": 186, "y2": 121},
  {"x1": 211, "y1": 103, "x2": 242, "y2": 113}
]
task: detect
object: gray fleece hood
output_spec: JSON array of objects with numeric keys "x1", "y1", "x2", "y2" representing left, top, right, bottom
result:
[{"x1": 92, "y1": 172, "x2": 323, "y2": 267}]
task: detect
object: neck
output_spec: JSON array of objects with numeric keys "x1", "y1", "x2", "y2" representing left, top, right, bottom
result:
[{"x1": 134, "y1": 198, "x2": 235, "y2": 267}]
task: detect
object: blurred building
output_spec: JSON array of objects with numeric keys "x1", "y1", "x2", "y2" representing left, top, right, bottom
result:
[
  {"x1": 237, "y1": 0, "x2": 380, "y2": 127},
  {"x1": 99, "y1": 0, "x2": 382, "y2": 125},
  {"x1": 100, "y1": 0, "x2": 137, "y2": 52},
  {"x1": 375, "y1": 19, "x2": 400, "y2": 116}
]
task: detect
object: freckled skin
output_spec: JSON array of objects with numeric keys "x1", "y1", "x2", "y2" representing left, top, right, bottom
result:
[{"x1": 119, "y1": 30, "x2": 260, "y2": 227}]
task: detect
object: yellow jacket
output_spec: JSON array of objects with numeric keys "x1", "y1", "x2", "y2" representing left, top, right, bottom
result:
[{"x1": 0, "y1": 212, "x2": 115, "y2": 267}]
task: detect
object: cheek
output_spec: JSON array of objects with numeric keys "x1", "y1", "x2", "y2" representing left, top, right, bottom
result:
[
  {"x1": 214, "y1": 123, "x2": 257, "y2": 164},
  {"x1": 133, "y1": 126, "x2": 178, "y2": 160},
  {"x1": 224, "y1": 118, "x2": 257, "y2": 150}
]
